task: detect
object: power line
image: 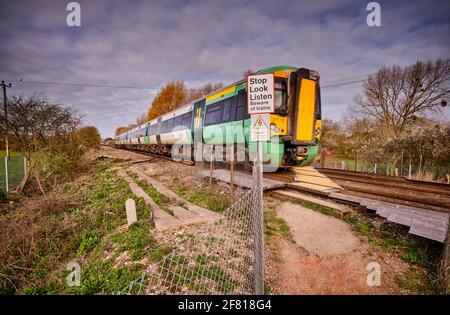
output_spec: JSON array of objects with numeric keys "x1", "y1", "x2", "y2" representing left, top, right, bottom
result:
[
  {"x1": 9, "y1": 80, "x2": 157, "y2": 90},
  {"x1": 5, "y1": 76, "x2": 368, "y2": 91},
  {"x1": 321, "y1": 74, "x2": 369, "y2": 85},
  {"x1": 4, "y1": 79, "x2": 215, "y2": 92},
  {"x1": 322, "y1": 78, "x2": 367, "y2": 89},
  {"x1": 4, "y1": 63, "x2": 449, "y2": 91}
]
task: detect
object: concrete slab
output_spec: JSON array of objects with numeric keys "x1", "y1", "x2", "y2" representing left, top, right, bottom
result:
[
  {"x1": 130, "y1": 166, "x2": 220, "y2": 223},
  {"x1": 197, "y1": 168, "x2": 285, "y2": 190},
  {"x1": 272, "y1": 189, "x2": 352, "y2": 217},
  {"x1": 293, "y1": 166, "x2": 343, "y2": 190},
  {"x1": 117, "y1": 169, "x2": 184, "y2": 230},
  {"x1": 328, "y1": 191, "x2": 450, "y2": 243}
]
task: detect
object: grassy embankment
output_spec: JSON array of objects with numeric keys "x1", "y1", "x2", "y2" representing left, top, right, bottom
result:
[
  {"x1": 0, "y1": 161, "x2": 164, "y2": 294},
  {"x1": 0, "y1": 160, "x2": 247, "y2": 294}
]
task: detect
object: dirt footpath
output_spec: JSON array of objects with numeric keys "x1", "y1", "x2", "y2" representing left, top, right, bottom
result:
[{"x1": 274, "y1": 202, "x2": 405, "y2": 294}]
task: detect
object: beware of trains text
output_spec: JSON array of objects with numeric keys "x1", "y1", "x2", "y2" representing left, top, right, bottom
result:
[{"x1": 247, "y1": 73, "x2": 274, "y2": 114}]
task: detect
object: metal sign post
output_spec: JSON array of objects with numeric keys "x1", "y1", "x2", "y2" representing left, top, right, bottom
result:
[
  {"x1": 247, "y1": 73, "x2": 274, "y2": 295},
  {"x1": 254, "y1": 139, "x2": 264, "y2": 295},
  {"x1": 1, "y1": 81, "x2": 12, "y2": 192}
]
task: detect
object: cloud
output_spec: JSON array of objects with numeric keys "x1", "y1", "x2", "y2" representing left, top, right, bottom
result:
[{"x1": 0, "y1": 0, "x2": 449, "y2": 137}]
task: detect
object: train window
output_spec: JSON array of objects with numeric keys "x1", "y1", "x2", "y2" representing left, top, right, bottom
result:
[
  {"x1": 174, "y1": 116, "x2": 182, "y2": 128},
  {"x1": 222, "y1": 99, "x2": 232, "y2": 122},
  {"x1": 236, "y1": 105, "x2": 243, "y2": 121},
  {"x1": 204, "y1": 103, "x2": 223, "y2": 126},
  {"x1": 148, "y1": 124, "x2": 155, "y2": 136},
  {"x1": 167, "y1": 118, "x2": 174, "y2": 132},
  {"x1": 235, "y1": 89, "x2": 247, "y2": 120},
  {"x1": 274, "y1": 80, "x2": 287, "y2": 114},
  {"x1": 182, "y1": 112, "x2": 192, "y2": 128}
]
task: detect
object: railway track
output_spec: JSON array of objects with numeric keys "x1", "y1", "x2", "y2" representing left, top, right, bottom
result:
[
  {"x1": 266, "y1": 168, "x2": 450, "y2": 213},
  {"x1": 112, "y1": 146, "x2": 450, "y2": 213}
]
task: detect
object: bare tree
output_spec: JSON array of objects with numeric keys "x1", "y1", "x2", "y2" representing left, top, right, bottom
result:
[
  {"x1": 186, "y1": 82, "x2": 223, "y2": 102},
  {"x1": 354, "y1": 59, "x2": 450, "y2": 138},
  {"x1": 0, "y1": 95, "x2": 81, "y2": 192}
]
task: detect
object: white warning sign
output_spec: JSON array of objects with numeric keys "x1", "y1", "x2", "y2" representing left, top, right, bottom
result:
[
  {"x1": 251, "y1": 114, "x2": 270, "y2": 141},
  {"x1": 247, "y1": 73, "x2": 274, "y2": 114}
]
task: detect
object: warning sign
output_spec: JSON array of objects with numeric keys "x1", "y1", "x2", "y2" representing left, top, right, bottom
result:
[
  {"x1": 251, "y1": 114, "x2": 270, "y2": 141},
  {"x1": 247, "y1": 73, "x2": 274, "y2": 114}
]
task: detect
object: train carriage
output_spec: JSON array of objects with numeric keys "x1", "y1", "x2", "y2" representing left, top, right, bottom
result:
[{"x1": 115, "y1": 65, "x2": 322, "y2": 170}]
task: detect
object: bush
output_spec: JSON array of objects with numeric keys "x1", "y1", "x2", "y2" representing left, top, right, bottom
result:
[{"x1": 0, "y1": 189, "x2": 7, "y2": 203}]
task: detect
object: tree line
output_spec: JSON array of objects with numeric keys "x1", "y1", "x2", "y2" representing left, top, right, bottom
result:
[
  {"x1": 0, "y1": 95, "x2": 101, "y2": 194},
  {"x1": 321, "y1": 59, "x2": 449, "y2": 176}
]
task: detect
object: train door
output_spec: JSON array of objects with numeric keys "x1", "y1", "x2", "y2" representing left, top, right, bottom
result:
[
  {"x1": 289, "y1": 68, "x2": 319, "y2": 145},
  {"x1": 192, "y1": 99, "x2": 206, "y2": 159},
  {"x1": 156, "y1": 117, "x2": 162, "y2": 144},
  {"x1": 235, "y1": 88, "x2": 248, "y2": 143}
]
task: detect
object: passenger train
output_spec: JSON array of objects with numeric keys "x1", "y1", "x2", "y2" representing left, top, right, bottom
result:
[{"x1": 115, "y1": 66, "x2": 322, "y2": 170}]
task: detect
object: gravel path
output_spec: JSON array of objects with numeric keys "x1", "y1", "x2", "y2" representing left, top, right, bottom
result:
[{"x1": 274, "y1": 202, "x2": 404, "y2": 294}]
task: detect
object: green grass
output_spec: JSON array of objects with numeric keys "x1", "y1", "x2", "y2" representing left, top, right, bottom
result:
[
  {"x1": 291, "y1": 198, "x2": 338, "y2": 218},
  {"x1": 175, "y1": 184, "x2": 231, "y2": 213},
  {"x1": 126, "y1": 170, "x2": 174, "y2": 215},
  {"x1": 264, "y1": 204, "x2": 292, "y2": 245},
  {"x1": 149, "y1": 246, "x2": 171, "y2": 262},
  {"x1": 111, "y1": 222, "x2": 154, "y2": 261},
  {"x1": 397, "y1": 268, "x2": 429, "y2": 294},
  {"x1": 0, "y1": 150, "x2": 24, "y2": 190},
  {"x1": 2, "y1": 161, "x2": 156, "y2": 295}
]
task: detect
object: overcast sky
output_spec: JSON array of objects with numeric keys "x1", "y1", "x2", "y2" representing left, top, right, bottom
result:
[{"x1": 1, "y1": 0, "x2": 449, "y2": 138}]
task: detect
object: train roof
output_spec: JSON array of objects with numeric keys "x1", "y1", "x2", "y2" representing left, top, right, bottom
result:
[{"x1": 116, "y1": 65, "x2": 300, "y2": 137}]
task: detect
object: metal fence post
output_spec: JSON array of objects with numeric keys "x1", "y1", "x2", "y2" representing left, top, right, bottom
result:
[
  {"x1": 4, "y1": 156, "x2": 9, "y2": 192},
  {"x1": 209, "y1": 145, "x2": 214, "y2": 187},
  {"x1": 230, "y1": 145, "x2": 234, "y2": 198},
  {"x1": 254, "y1": 140, "x2": 264, "y2": 295},
  {"x1": 408, "y1": 164, "x2": 412, "y2": 179},
  {"x1": 374, "y1": 163, "x2": 377, "y2": 174}
]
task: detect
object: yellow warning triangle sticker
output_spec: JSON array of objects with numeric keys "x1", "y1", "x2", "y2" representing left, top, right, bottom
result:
[{"x1": 254, "y1": 115, "x2": 268, "y2": 128}]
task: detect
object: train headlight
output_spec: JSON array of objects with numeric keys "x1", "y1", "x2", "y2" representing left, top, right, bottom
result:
[{"x1": 270, "y1": 123, "x2": 280, "y2": 133}]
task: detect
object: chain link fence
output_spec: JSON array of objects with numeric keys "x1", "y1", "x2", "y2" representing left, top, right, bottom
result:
[
  {"x1": 315, "y1": 152, "x2": 450, "y2": 182},
  {"x1": 0, "y1": 154, "x2": 25, "y2": 191},
  {"x1": 119, "y1": 143, "x2": 265, "y2": 295},
  {"x1": 118, "y1": 185, "x2": 263, "y2": 295}
]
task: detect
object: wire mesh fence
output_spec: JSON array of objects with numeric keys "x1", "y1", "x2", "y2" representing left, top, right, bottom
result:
[
  {"x1": 315, "y1": 153, "x2": 450, "y2": 182},
  {"x1": 0, "y1": 154, "x2": 25, "y2": 191},
  {"x1": 118, "y1": 185, "x2": 263, "y2": 295}
]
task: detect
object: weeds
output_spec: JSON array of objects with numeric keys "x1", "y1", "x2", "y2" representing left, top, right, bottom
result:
[{"x1": 0, "y1": 161, "x2": 153, "y2": 294}]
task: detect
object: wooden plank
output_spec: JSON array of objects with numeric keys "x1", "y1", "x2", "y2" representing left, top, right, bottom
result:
[
  {"x1": 289, "y1": 182, "x2": 341, "y2": 193},
  {"x1": 293, "y1": 166, "x2": 343, "y2": 190},
  {"x1": 409, "y1": 225, "x2": 447, "y2": 243},
  {"x1": 328, "y1": 191, "x2": 450, "y2": 243},
  {"x1": 272, "y1": 189, "x2": 351, "y2": 217},
  {"x1": 328, "y1": 192, "x2": 365, "y2": 204},
  {"x1": 197, "y1": 168, "x2": 284, "y2": 190}
]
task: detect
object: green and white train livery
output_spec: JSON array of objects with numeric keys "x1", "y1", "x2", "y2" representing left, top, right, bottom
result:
[{"x1": 115, "y1": 66, "x2": 322, "y2": 171}]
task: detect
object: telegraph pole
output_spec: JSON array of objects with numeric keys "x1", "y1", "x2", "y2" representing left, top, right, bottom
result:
[{"x1": 1, "y1": 81, "x2": 11, "y2": 192}]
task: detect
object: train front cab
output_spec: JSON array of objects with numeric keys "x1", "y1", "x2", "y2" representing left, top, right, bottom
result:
[
  {"x1": 284, "y1": 67, "x2": 321, "y2": 167},
  {"x1": 251, "y1": 67, "x2": 321, "y2": 170}
]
